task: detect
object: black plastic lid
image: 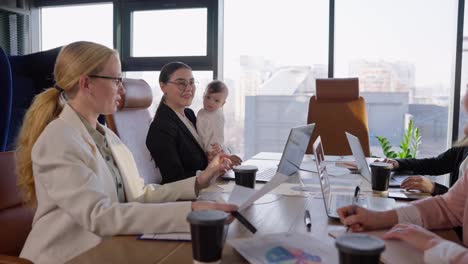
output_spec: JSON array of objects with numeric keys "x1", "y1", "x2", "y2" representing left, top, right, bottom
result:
[
  {"x1": 369, "y1": 162, "x2": 393, "y2": 170},
  {"x1": 335, "y1": 234, "x2": 385, "y2": 256},
  {"x1": 233, "y1": 165, "x2": 258, "y2": 173},
  {"x1": 187, "y1": 210, "x2": 228, "y2": 226}
]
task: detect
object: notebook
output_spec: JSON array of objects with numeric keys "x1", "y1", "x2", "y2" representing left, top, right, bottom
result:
[
  {"x1": 313, "y1": 136, "x2": 395, "y2": 219},
  {"x1": 222, "y1": 124, "x2": 315, "y2": 182}
]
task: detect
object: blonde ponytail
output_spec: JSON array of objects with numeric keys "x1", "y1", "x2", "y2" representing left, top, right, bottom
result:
[
  {"x1": 16, "y1": 88, "x2": 63, "y2": 207},
  {"x1": 15, "y1": 41, "x2": 117, "y2": 207}
]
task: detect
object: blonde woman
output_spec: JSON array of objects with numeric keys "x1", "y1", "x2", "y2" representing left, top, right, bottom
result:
[{"x1": 16, "y1": 41, "x2": 236, "y2": 264}]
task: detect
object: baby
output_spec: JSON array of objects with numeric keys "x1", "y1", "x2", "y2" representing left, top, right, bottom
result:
[{"x1": 197, "y1": 80, "x2": 229, "y2": 154}]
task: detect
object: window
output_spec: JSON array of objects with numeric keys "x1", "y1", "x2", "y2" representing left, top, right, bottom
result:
[
  {"x1": 223, "y1": 0, "x2": 329, "y2": 158},
  {"x1": 335, "y1": 0, "x2": 458, "y2": 158},
  {"x1": 41, "y1": 3, "x2": 113, "y2": 50},
  {"x1": 458, "y1": 2, "x2": 468, "y2": 142},
  {"x1": 120, "y1": 0, "x2": 217, "y2": 72},
  {"x1": 132, "y1": 8, "x2": 207, "y2": 57}
]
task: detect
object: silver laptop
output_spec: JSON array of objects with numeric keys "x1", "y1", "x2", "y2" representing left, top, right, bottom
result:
[
  {"x1": 223, "y1": 124, "x2": 315, "y2": 182},
  {"x1": 313, "y1": 136, "x2": 395, "y2": 219},
  {"x1": 345, "y1": 132, "x2": 408, "y2": 187}
]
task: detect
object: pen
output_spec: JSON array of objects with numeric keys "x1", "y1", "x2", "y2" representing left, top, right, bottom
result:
[
  {"x1": 304, "y1": 210, "x2": 311, "y2": 229},
  {"x1": 346, "y1": 186, "x2": 360, "y2": 232},
  {"x1": 231, "y1": 211, "x2": 257, "y2": 234}
]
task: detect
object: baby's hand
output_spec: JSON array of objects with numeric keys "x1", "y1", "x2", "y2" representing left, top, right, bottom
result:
[{"x1": 210, "y1": 143, "x2": 223, "y2": 154}]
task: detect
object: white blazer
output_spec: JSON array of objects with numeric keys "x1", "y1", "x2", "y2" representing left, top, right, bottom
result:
[{"x1": 20, "y1": 104, "x2": 197, "y2": 264}]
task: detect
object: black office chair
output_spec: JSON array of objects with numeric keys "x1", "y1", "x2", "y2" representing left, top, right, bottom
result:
[
  {"x1": 0, "y1": 48, "x2": 13, "y2": 152},
  {"x1": 1, "y1": 46, "x2": 107, "y2": 151},
  {"x1": 5, "y1": 47, "x2": 61, "y2": 151}
]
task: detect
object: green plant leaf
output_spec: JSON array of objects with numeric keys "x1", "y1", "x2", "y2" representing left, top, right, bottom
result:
[{"x1": 376, "y1": 119, "x2": 421, "y2": 159}]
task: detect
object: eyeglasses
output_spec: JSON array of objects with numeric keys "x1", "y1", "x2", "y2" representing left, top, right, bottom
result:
[
  {"x1": 167, "y1": 80, "x2": 198, "y2": 91},
  {"x1": 89, "y1": 75, "x2": 123, "y2": 86}
]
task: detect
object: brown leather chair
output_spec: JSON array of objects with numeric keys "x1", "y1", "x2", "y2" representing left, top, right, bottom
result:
[
  {"x1": 0, "y1": 151, "x2": 34, "y2": 264},
  {"x1": 105, "y1": 78, "x2": 162, "y2": 184},
  {"x1": 306, "y1": 78, "x2": 370, "y2": 157}
]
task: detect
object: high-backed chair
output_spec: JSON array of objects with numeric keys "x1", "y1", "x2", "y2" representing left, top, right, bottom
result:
[
  {"x1": 306, "y1": 78, "x2": 370, "y2": 157},
  {"x1": 1, "y1": 47, "x2": 109, "y2": 151},
  {"x1": 0, "y1": 48, "x2": 13, "y2": 152},
  {"x1": 105, "y1": 78, "x2": 161, "y2": 184},
  {"x1": 0, "y1": 151, "x2": 34, "y2": 263},
  {"x1": 6, "y1": 47, "x2": 61, "y2": 151}
]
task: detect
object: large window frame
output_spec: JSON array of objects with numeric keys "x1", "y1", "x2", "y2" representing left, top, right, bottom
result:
[
  {"x1": 119, "y1": 0, "x2": 218, "y2": 76},
  {"x1": 32, "y1": 0, "x2": 466, "y2": 146}
]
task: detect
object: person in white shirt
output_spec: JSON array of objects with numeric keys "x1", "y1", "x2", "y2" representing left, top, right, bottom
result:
[
  {"x1": 197, "y1": 81, "x2": 242, "y2": 164},
  {"x1": 15, "y1": 43, "x2": 237, "y2": 263}
]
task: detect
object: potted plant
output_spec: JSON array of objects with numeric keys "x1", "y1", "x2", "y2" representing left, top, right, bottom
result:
[{"x1": 376, "y1": 119, "x2": 421, "y2": 158}]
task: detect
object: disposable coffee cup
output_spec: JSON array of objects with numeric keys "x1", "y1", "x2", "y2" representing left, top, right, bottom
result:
[
  {"x1": 370, "y1": 162, "x2": 392, "y2": 193},
  {"x1": 233, "y1": 165, "x2": 258, "y2": 188},
  {"x1": 335, "y1": 233, "x2": 385, "y2": 264},
  {"x1": 187, "y1": 210, "x2": 228, "y2": 264}
]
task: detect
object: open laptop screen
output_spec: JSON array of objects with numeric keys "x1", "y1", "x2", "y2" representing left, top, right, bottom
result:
[
  {"x1": 345, "y1": 132, "x2": 371, "y2": 183},
  {"x1": 277, "y1": 124, "x2": 315, "y2": 176},
  {"x1": 312, "y1": 136, "x2": 332, "y2": 211}
]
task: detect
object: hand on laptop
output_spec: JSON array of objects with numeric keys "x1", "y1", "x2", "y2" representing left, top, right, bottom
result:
[
  {"x1": 337, "y1": 205, "x2": 398, "y2": 232},
  {"x1": 380, "y1": 158, "x2": 399, "y2": 169},
  {"x1": 400, "y1": 176, "x2": 435, "y2": 194}
]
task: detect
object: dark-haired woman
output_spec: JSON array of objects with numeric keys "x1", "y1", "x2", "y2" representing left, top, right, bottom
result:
[{"x1": 146, "y1": 62, "x2": 241, "y2": 184}]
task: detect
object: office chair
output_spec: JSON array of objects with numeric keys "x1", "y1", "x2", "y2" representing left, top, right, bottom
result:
[
  {"x1": 306, "y1": 78, "x2": 370, "y2": 156},
  {"x1": 2, "y1": 46, "x2": 106, "y2": 151},
  {"x1": 0, "y1": 151, "x2": 34, "y2": 264},
  {"x1": 0, "y1": 48, "x2": 13, "y2": 152},
  {"x1": 6, "y1": 47, "x2": 61, "y2": 151},
  {"x1": 105, "y1": 78, "x2": 162, "y2": 184}
]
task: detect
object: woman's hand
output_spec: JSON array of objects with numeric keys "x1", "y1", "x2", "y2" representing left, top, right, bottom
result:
[
  {"x1": 227, "y1": 155, "x2": 242, "y2": 167},
  {"x1": 337, "y1": 205, "x2": 398, "y2": 232},
  {"x1": 382, "y1": 158, "x2": 399, "y2": 169},
  {"x1": 191, "y1": 201, "x2": 238, "y2": 223},
  {"x1": 207, "y1": 144, "x2": 223, "y2": 162},
  {"x1": 400, "y1": 176, "x2": 435, "y2": 194},
  {"x1": 383, "y1": 224, "x2": 443, "y2": 251},
  {"x1": 192, "y1": 200, "x2": 238, "y2": 212},
  {"x1": 197, "y1": 153, "x2": 231, "y2": 189}
]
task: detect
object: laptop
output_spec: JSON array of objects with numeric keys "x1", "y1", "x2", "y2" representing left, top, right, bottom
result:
[
  {"x1": 223, "y1": 124, "x2": 315, "y2": 182},
  {"x1": 313, "y1": 136, "x2": 395, "y2": 219},
  {"x1": 345, "y1": 132, "x2": 408, "y2": 187}
]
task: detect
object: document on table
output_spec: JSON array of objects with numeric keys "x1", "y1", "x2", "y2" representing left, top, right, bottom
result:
[
  {"x1": 229, "y1": 172, "x2": 289, "y2": 211},
  {"x1": 329, "y1": 228, "x2": 423, "y2": 264},
  {"x1": 229, "y1": 232, "x2": 338, "y2": 263},
  {"x1": 138, "y1": 233, "x2": 191, "y2": 241}
]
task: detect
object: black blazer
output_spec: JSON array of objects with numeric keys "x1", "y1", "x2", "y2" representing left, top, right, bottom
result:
[
  {"x1": 146, "y1": 103, "x2": 208, "y2": 184},
  {"x1": 396, "y1": 146, "x2": 468, "y2": 195}
]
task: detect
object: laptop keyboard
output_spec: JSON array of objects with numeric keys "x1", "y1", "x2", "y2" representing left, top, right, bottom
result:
[
  {"x1": 256, "y1": 167, "x2": 277, "y2": 182},
  {"x1": 332, "y1": 195, "x2": 355, "y2": 209}
]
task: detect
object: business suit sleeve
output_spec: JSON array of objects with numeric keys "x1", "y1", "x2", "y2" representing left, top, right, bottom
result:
[
  {"x1": 32, "y1": 123, "x2": 192, "y2": 236},
  {"x1": 396, "y1": 147, "x2": 463, "y2": 176},
  {"x1": 146, "y1": 118, "x2": 188, "y2": 184}
]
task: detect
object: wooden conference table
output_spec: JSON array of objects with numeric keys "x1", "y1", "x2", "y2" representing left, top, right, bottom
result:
[{"x1": 68, "y1": 153, "x2": 457, "y2": 264}]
